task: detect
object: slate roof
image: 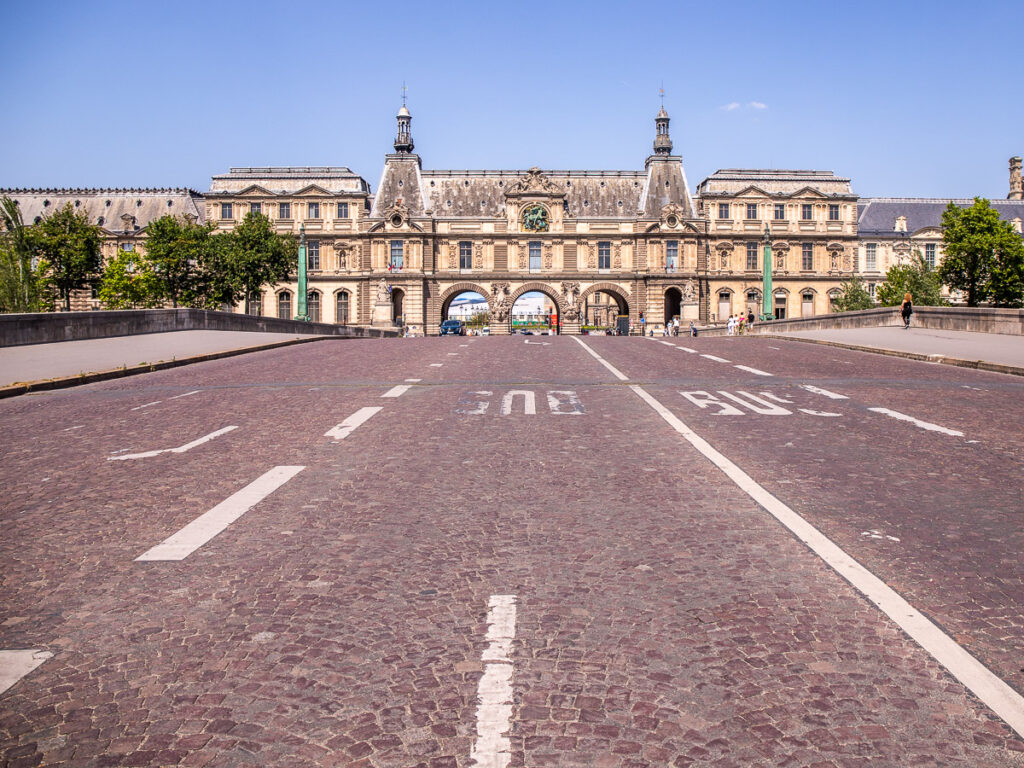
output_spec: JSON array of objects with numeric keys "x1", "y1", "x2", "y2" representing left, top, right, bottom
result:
[
  {"x1": 0, "y1": 188, "x2": 205, "y2": 232},
  {"x1": 858, "y1": 198, "x2": 1024, "y2": 235},
  {"x1": 698, "y1": 169, "x2": 854, "y2": 197},
  {"x1": 209, "y1": 167, "x2": 370, "y2": 195}
]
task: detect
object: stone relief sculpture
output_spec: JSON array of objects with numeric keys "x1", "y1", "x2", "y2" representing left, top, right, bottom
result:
[
  {"x1": 490, "y1": 282, "x2": 511, "y2": 321},
  {"x1": 521, "y1": 204, "x2": 549, "y2": 232},
  {"x1": 613, "y1": 242, "x2": 622, "y2": 270},
  {"x1": 376, "y1": 278, "x2": 390, "y2": 304},
  {"x1": 682, "y1": 278, "x2": 696, "y2": 302},
  {"x1": 560, "y1": 281, "x2": 581, "y2": 321}
]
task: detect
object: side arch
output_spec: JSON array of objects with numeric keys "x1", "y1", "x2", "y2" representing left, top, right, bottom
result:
[{"x1": 438, "y1": 281, "x2": 494, "y2": 318}]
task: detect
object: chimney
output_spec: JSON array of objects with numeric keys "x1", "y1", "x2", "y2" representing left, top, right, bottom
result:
[{"x1": 1010, "y1": 156, "x2": 1023, "y2": 200}]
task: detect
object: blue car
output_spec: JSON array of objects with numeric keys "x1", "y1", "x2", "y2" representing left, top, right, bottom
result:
[{"x1": 440, "y1": 319, "x2": 465, "y2": 336}]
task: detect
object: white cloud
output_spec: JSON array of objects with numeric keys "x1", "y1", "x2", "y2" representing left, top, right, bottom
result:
[
  {"x1": 720, "y1": 102, "x2": 741, "y2": 111},
  {"x1": 748, "y1": 101, "x2": 767, "y2": 110}
]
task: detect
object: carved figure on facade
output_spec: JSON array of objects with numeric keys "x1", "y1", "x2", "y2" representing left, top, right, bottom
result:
[
  {"x1": 504, "y1": 167, "x2": 562, "y2": 197},
  {"x1": 660, "y1": 202, "x2": 686, "y2": 228},
  {"x1": 682, "y1": 278, "x2": 696, "y2": 302},
  {"x1": 560, "y1": 281, "x2": 581, "y2": 321},
  {"x1": 376, "y1": 278, "x2": 391, "y2": 304},
  {"x1": 383, "y1": 201, "x2": 409, "y2": 227},
  {"x1": 473, "y1": 242, "x2": 483, "y2": 269},
  {"x1": 543, "y1": 242, "x2": 553, "y2": 269},
  {"x1": 490, "y1": 281, "x2": 512, "y2": 321},
  {"x1": 613, "y1": 242, "x2": 622, "y2": 270},
  {"x1": 521, "y1": 204, "x2": 549, "y2": 232}
]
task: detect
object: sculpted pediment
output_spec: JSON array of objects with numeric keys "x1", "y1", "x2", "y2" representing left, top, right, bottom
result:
[
  {"x1": 504, "y1": 167, "x2": 565, "y2": 199},
  {"x1": 235, "y1": 184, "x2": 275, "y2": 197},
  {"x1": 292, "y1": 184, "x2": 333, "y2": 197}
]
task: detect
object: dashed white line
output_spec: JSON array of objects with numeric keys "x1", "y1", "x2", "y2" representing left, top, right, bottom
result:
[
  {"x1": 63, "y1": 425, "x2": 85, "y2": 431},
  {"x1": 130, "y1": 401, "x2": 162, "y2": 411},
  {"x1": 135, "y1": 465, "x2": 304, "y2": 561},
  {"x1": 469, "y1": 594, "x2": 517, "y2": 768},
  {"x1": 657, "y1": 340, "x2": 675, "y2": 347},
  {"x1": 169, "y1": 390, "x2": 201, "y2": 400},
  {"x1": 734, "y1": 365, "x2": 773, "y2": 377},
  {"x1": 381, "y1": 385, "x2": 412, "y2": 398},
  {"x1": 108, "y1": 426, "x2": 239, "y2": 461},
  {"x1": 570, "y1": 336, "x2": 628, "y2": 381},
  {"x1": 676, "y1": 346, "x2": 698, "y2": 354},
  {"x1": 868, "y1": 407, "x2": 964, "y2": 436},
  {"x1": 325, "y1": 407, "x2": 383, "y2": 441},
  {"x1": 405, "y1": 378, "x2": 422, "y2": 383},
  {"x1": 0, "y1": 649, "x2": 53, "y2": 695},
  {"x1": 447, "y1": 353, "x2": 459, "y2": 356},
  {"x1": 627, "y1": 382, "x2": 1021, "y2": 738},
  {"x1": 701, "y1": 354, "x2": 730, "y2": 363},
  {"x1": 430, "y1": 363, "x2": 444, "y2": 367},
  {"x1": 800, "y1": 384, "x2": 849, "y2": 400}
]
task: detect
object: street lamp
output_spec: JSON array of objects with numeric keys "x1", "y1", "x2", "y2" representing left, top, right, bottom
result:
[
  {"x1": 761, "y1": 222, "x2": 773, "y2": 321},
  {"x1": 295, "y1": 223, "x2": 309, "y2": 322}
]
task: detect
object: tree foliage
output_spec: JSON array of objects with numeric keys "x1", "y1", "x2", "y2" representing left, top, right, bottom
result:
[
  {"x1": 939, "y1": 197, "x2": 1024, "y2": 307},
  {"x1": 0, "y1": 196, "x2": 48, "y2": 312},
  {"x1": 220, "y1": 213, "x2": 297, "y2": 304},
  {"x1": 29, "y1": 203, "x2": 103, "y2": 310},
  {"x1": 98, "y1": 248, "x2": 162, "y2": 309},
  {"x1": 876, "y1": 252, "x2": 947, "y2": 307},
  {"x1": 830, "y1": 277, "x2": 875, "y2": 312}
]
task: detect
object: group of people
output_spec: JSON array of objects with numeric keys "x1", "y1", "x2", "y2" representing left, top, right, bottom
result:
[{"x1": 726, "y1": 310, "x2": 756, "y2": 336}]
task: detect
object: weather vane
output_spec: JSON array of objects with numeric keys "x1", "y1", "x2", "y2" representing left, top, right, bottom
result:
[
  {"x1": 659, "y1": 82, "x2": 664, "y2": 107},
  {"x1": 402, "y1": 81, "x2": 407, "y2": 106}
]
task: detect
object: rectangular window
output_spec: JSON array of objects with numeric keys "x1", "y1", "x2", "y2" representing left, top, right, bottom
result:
[
  {"x1": 220, "y1": 203, "x2": 232, "y2": 220},
  {"x1": 598, "y1": 241, "x2": 610, "y2": 270},
  {"x1": 459, "y1": 241, "x2": 472, "y2": 270},
  {"x1": 337, "y1": 202, "x2": 349, "y2": 218},
  {"x1": 120, "y1": 242, "x2": 134, "y2": 252},
  {"x1": 250, "y1": 202, "x2": 261, "y2": 215},
  {"x1": 746, "y1": 242, "x2": 758, "y2": 271},
  {"x1": 665, "y1": 240, "x2": 678, "y2": 272},
  {"x1": 925, "y1": 243, "x2": 936, "y2": 268},
  {"x1": 307, "y1": 202, "x2": 320, "y2": 219},
  {"x1": 279, "y1": 202, "x2": 291, "y2": 219},
  {"x1": 336, "y1": 292, "x2": 349, "y2": 325},
  {"x1": 802, "y1": 242, "x2": 814, "y2": 271},
  {"x1": 746, "y1": 203, "x2": 757, "y2": 220},
  {"x1": 307, "y1": 240, "x2": 320, "y2": 270},
  {"x1": 390, "y1": 240, "x2": 404, "y2": 269},
  {"x1": 718, "y1": 203, "x2": 730, "y2": 219},
  {"x1": 801, "y1": 204, "x2": 813, "y2": 221},
  {"x1": 774, "y1": 204, "x2": 785, "y2": 220},
  {"x1": 828, "y1": 204, "x2": 840, "y2": 221},
  {"x1": 866, "y1": 243, "x2": 877, "y2": 271},
  {"x1": 529, "y1": 241, "x2": 542, "y2": 271}
]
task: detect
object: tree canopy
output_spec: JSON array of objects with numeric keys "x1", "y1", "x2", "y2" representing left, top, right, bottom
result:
[
  {"x1": 939, "y1": 197, "x2": 1024, "y2": 307},
  {"x1": 98, "y1": 248, "x2": 162, "y2": 309},
  {"x1": 29, "y1": 203, "x2": 103, "y2": 310},
  {"x1": 830, "y1": 277, "x2": 875, "y2": 312},
  {"x1": 220, "y1": 213, "x2": 297, "y2": 304},
  {"x1": 0, "y1": 196, "x2": 49, "y2": 312},
  {"x1": 876, "y1": 252, "x2": 947, "y2": 307}
]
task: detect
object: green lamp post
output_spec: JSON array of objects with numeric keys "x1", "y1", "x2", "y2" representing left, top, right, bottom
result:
[
  {"x1": 761, "y1": 222, "x2": 773, "y2": 321},
  {"x1": 295, "y1": 224, "x2": 309, "y2": 322}
]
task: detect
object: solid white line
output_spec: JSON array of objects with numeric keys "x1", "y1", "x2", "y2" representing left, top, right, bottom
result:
[
  {"x1": 130, "y1": 401, "x2": 162, "y2": 411},
  {"x1": 658, "y1": 340, "x2": 675, "y2": 347},
  {"x1": 868, "y1": 407, "x2": 964, "y2": 436},
  {"x1": 676, "y1": 346, "x2": 698, "y2": 354},
  {"x1": 570, "y1": 337, "x2": 629, "y2": 381},
  {"x1": 405, "y1": 378, "x2": 422, "y2": 383},
  {"x1": 448, "y1": 353, "x2": 459, "y2": 356},
  {"x1": 470, "y1": 595, "x2": 517, "y2": 768},
  {"x1": 325, "y1": 407, "x2": 383, "y2": 441},
  {"x1": 381, "y1": 385, "x2": 412, "y2": 398},
  {"x1": 701, "y1": 354, "x2": 730, "y2": 363},
  {"x1": 169, "y1": 390, "x2": 201, "y2": 400},
  {"x1": 0, "y1": 649, "x2": 53, "y2": 695},
  {"x1": 734, "y1": 365, "x2": 773, "y2": 377},
  {"x1": 628, "y1": 383, "x2": 1022, "y2": 738},
  {"x1": 800, "y1": 384, "x2": 849, "y2": 400},
  {"x1": 108, "y1": 426, "x2": 239, "y2": 461},
  {"x1": 135, "y1": 465, "x2": 304, "y2": 561},
  {"x1": 430, "y1": 363, "x2": 444, "y2": 367}
]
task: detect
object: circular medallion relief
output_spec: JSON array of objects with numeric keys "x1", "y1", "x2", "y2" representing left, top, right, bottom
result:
[{"x1": 521, "y1": 204, "x2": 549, "y2": 232}]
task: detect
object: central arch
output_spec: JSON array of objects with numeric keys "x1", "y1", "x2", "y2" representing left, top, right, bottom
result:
[
  {"x1": 438, "y1": 282, "x2": 493, "y2": 332},
  {"x1": 507, "y1": 282, "x2": 567, "y2": 335}
]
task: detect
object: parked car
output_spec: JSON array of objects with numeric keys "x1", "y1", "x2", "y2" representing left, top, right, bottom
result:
[{"x1": 440, "y1": 319, "x2": 465, "y2": 336}]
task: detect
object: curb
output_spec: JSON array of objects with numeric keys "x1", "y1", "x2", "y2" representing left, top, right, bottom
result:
[
  {"x1": 0, "y1": 336, "x2": 337, "y2": 399},
  {"x1": 763, "y1": 334, "x2": 1024, "y2": 378}
]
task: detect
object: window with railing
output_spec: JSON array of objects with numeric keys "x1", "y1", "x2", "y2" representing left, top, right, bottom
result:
[
  {"x1": 390, "y1": 240, "x2": 404, "y2": 270},
  {"x1": 665, "y1": 240, "x2": 678, "y2": 272}
]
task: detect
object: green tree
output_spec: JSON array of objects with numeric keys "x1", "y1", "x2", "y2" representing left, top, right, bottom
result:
[
  {"x1": 939, "y1": 197, "x2": 1024, "y2": 307},
  {"x1": 144, "y1": 215, "x2": 213, "y2": 307},
  {"x1": 219, "y1": 212, "x2": 297, "y2": 305},
  {"x1": 876, "y1": 252, "x2": 947, "y2": 307},
  {"x1": 0, "y1": 196, "x2": 48, "y2": 312},
  {"x1": 30, "y1": 202, "x2": 103, "y2": 310},
  {"x1": 98, "y1": 248, "x2": 162, "y2": 309},
  {"x1": 830, "y1": 276, "x2": 875, "y2": 312}
]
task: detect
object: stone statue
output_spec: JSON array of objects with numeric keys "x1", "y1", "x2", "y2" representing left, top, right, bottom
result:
[
  {"x1": 682, "y1": 278, "x2": 696, "y2": 302},
  {"x1": 376, "y1": 278, "x2": 390, "y2": 304}
]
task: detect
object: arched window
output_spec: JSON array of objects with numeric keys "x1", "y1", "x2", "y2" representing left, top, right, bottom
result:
[
  {"x1": 308, "y1": 291, "x2": 321, "y2": 323},
  {"x1": 277, "y1": 290, "x2": 292, "y2": 320},
  {"x1": 245, "y1": 293, "x2": 263, "y2": 316},
  {"x1": 336, "y1": 291, "x2": 350, "y2": 325}
]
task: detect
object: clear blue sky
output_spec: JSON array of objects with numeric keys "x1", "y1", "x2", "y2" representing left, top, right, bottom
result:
[{"x1": 1, "y1": 1, "x2": 1020, "y2": 199}]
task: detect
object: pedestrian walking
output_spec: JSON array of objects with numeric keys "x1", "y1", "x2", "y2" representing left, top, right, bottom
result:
[
  {"x1": 747, "y1": 309, "x2": 754, "y2": 326},
  {"x1": 689, "y1": 320, "x2": 697, "y2": 337},
  {"x1": 901, "y1": 292, "x2": 913, "y2": 329},
  {"x1": 738, "y1": 315, "x2": 746, "y2": 335},
  {"x1": 727, "y1": 315, "x2": 736, "y2": 335}
]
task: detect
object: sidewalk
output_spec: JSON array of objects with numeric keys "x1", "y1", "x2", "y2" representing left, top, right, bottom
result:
[
  {"x1": 0, "y1": 330, "x2": 326, "y2": 395},
  {"x1": 774, "y1": 326, "x2": 1024, "y2": 376}
]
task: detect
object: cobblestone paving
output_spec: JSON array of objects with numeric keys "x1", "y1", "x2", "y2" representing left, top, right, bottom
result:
[{"x1": 1, "y1": 336, "x2": 1022, "y2": 766}]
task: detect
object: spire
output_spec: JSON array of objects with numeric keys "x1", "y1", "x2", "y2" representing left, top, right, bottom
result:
[
  {"x1": 653, "y1": 103, "x2": 672, "y2": 155},
  {"x1": 394, "y1": 88, "x2": 414, "y2": 154}
]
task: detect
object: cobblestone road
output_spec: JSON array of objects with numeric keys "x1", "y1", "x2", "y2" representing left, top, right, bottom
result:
[{"x1": 1, "y1": 335, "x2": 1022, "y2": 767}]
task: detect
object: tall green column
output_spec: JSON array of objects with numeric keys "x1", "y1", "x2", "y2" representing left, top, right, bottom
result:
[
  {"x1": 761, "y1": 223, "x2": 773, "y2": 321},
  {"x1": 296, "y1": 224, "x2": 309, "y2": 321}
]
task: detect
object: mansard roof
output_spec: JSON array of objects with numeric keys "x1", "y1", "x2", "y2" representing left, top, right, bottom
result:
[
  {"x1": 858, "y1": 197, "x2": 1024, "y2": 236},
  {"x1": 209, "y1": 167, "x2": 370, "y2": 195},
  {"x1": 698, "y1": 169, "x2": 855, "y2": 198},
  {"x1": 0, "y1": 188, "x2": 205, "y2": 231}
]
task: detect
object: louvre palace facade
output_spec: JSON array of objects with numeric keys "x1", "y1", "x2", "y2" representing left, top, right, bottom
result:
[{"x1": 4, "y1": 108, "x2": 1023, "y2": 334}]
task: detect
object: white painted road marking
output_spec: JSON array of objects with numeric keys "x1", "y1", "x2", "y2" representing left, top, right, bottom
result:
[
  {"x1": 430, "y1": 363, "x2": 444, "y2": 367},
  {"x1": 405, "y1": 378, "x2": 422, "y2": 383},
  {"x1": 500, "y1": 390, "x2": 536, "y2": 415},
  {"x1": 325, "y1": 407, "x2": 383, "y2": 441},
  {"x1": 719, "y1": 391, "x2": 791, "y2": 415},
  {"x1": 547, "y1": 390, "x2": 585, "y2": 415},
  {"x1": 130, "y1": 401, "x2": 162, "y2": 411},
  {"x1": 868, "y1": 407, "x2": 964, "y2": 437},
  {"x1": 108, "y1": 426, "x2": 239, "y2": 461},
  {"x1": 169, "y1": 390, "x2": 201, "y2": 400},
  {"x1": 135, "y1": 465, "x2": 305, "y2": 561},
  {"x1": 800, "y1": 384, "x2": 849, "y2": 400},
  {"x1": 680, "y1": 391, "x2": 744, "y2": 415},
  {"x1": 570, "y1": 336, "x2": 629, "y2": 380},
  {"x1": 63, "y1": 425, "x2": 85, "y2": 431},
  {"x1": 523, "y1": 339, "x2": 550, "y2": 345},
  {"x1": 448, "y1": 353, "x2": 459, "y2": 356},
  {"x1": 456, "y1": 391, "x2": 493, "y2": 416},
  {"x1": 658, "y1": 340, "x2": 675, "y2": 347},
  {"x1": 382, "y1": 385, "x2": 412, "y2": 398},
  {"x1": 676, "y1": 346, "x2": 697, "y2": 354},
  {"x1": 734, "y1": 365, "x2": 773, "y2": 377},
  {"x1": 470, "y1": 594, "x2": 517, "y2": 768},
  {"x1": 0, "y1": 649, "x2": 53, "y2": 695},
  {"x1": 701, "y1": 354, "x2": 730, "y2": 363},
  {"x1": 620, "y1": 375, "x2": 1024, "y2": 739}
]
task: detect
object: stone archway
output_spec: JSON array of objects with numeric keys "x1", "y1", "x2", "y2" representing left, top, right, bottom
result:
[
  {"x1": 578, "y1": 282, "x2": 631, "y2": 331},
  {"x1": 505, "y1": 282, "x2": 569, "y2": 335},
  {"x1": 436, "y1": 281, "x2": 493, "y2": 334}
]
